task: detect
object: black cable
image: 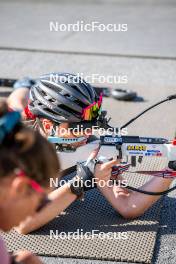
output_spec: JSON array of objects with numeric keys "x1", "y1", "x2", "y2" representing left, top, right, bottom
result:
[
  {"x1": 124, "y1": 184, "x2": 176, "y2": 195},
  {"x1": 120, "y1": 98, "x2": 169, "y2": 129},
  {"x1": 120, "y1": 94, "x2": 176, "y2": 129}
]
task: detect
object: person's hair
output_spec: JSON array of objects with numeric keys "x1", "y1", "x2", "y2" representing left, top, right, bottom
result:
[{"x1": 0, "y1": 100, "x2": 60, "y2": 186}]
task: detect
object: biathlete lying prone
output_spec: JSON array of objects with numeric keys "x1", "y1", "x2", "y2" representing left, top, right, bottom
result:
[{"x1": 7, "y1": 72, "x2": 174, "y2": 234}]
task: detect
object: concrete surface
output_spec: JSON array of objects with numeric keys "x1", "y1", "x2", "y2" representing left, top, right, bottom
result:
[
  {"x1": 0, "y1": 0, "x2": 176, "y2": 263},
  {"x1": 0, "y1": 0, "x2": 176, "y2": 58}
]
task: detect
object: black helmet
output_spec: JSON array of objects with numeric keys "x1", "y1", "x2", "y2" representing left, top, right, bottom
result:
[{"x1": 29, "y1": 73, "x2": 99, "y2": 123}]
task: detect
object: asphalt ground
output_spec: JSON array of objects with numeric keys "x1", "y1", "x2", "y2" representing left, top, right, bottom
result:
[{"x1": 0, "y1": 0, "x2": 176, "y2": 263}]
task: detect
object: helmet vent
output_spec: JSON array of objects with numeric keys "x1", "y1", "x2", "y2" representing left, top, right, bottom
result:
[
  {"x1": 64, "y1": 93, "x2": 70, "y2": 98},
  {"x1": 59, "y1": 104, "x2": 80, "y2": 115},
  {"x1": 73, "y1": 99, "x2": 86, "y2": 108},
  {"x1": 48, "y1": 98, "x2": 55, "y2": 103}
]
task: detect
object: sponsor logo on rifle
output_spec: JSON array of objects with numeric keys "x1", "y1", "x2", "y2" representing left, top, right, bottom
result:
[{"x1": 127, "y1": 145, "x2": 147, "y2": 151}]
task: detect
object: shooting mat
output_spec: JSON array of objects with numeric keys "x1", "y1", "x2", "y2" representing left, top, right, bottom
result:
[{"x1": 1, "y1": 157, "x2": 169, "y2": 264}]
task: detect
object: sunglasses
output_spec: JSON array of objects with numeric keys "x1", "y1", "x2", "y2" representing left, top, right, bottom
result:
[
  {"x1": 14, "y1": 169, "x2": 50, "y2": 212},
  {"x1": 82, "y1": 94, "x2": 103, "y2": 121}
]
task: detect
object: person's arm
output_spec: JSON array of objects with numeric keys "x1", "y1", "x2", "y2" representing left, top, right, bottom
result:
[
  {"x1": 95, "y1": 163, "x2": 173, "y2": 219},
  {"x1": 16, "y1": 183, "x2": 77, "y2": 234},
  {"x1": 7, "y1": 77, "x2": 35, "y2": 115},
  {"x1": 7, "y1": 88, "x2": 29, "y2": 112},
  {"x1": 16, "y1": 159, "x2": 118, "y2": 234}
]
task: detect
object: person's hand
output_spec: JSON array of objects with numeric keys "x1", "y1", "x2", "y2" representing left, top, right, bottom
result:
[{"x1": 94, "y1": 159, "x2": 118, "y2": 184}]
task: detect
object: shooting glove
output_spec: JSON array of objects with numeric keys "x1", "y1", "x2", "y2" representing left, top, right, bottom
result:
[
  {"x1": 69, "y1": 159, "x2": 98, "y2": 199},
  {"x1": 69, "y1": 155, "x2": 116, "y2": 199}
]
